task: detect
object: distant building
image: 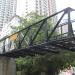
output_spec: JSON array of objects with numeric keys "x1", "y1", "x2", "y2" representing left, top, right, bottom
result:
[
  {"x1": 0, "y1": 0, "x2": 17, "y2": 31},
  {"x1": 24, "y1": 0, "x2": 57, "y2": 28},
  {"x1": 24, "y1": 0, "x2": 56, "y2": 16},
  {"x1": 1, "y1": 0, "x2": 57, "y2": 37}
]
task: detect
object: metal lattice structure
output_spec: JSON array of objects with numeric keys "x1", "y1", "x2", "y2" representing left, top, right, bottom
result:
[{"x1": 0, "y1": 7, "x2": 75, "y2": 58}]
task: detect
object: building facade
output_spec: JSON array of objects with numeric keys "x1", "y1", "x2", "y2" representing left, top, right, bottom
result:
[
  {"x1": 24, "y1": 0, "x2": 57, "y2": 27},
  {"x1": 24, "y1": 0, "x2": 56, "y2": 16},
  {"x1": 0, "y1": 0, "x2": 17, "y2": 31}
]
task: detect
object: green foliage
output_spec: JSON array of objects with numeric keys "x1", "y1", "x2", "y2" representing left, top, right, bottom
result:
[
  {"x1": 17, "y1": 12, "x2": 46, "y2": 30},
  {"x1": 16, "y1": 51, "x2": 75, "y2": 75},
  {"x1": 10, "y1": 12, "x2": 53, "y2": 48}
]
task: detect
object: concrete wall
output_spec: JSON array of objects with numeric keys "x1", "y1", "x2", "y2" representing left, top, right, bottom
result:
[{"x1": 0, "y1": 57, "x2": 16, "y2": 75}]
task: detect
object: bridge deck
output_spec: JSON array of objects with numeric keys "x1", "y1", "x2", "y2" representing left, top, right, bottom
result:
[{"x1": 0, "y1": 36, "x2": 75, "y2": 58}]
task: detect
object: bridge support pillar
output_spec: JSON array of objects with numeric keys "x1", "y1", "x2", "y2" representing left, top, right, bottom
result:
[{"x1": 0, "y1": 57, "x2": 16, "y2": 75}]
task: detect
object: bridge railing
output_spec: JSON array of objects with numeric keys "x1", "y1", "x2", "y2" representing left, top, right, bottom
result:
[{"x1": 0, "y1": 7, "x2": 75, "y2": 53}]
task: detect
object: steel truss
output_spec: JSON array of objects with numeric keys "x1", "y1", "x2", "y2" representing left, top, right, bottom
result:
[{"x1": 0, "y1": 7, "x2": 75, "y2": 58}]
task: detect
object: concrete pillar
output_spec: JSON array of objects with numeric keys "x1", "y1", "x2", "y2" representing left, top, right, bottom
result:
[{"x1": 0, "y1": 57, "x2": 16, "y2": 75}]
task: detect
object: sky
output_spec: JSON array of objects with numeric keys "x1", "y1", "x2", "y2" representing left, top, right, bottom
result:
[
  {"x1": 16, "y1": 0, "x2": 75, "y2": 16},
  {"x1": 56, "y1": 0, "x2": 75, "y2": 11},
  {"x1": 56, "y1": 0, "x2": 75, "y2": 30}
]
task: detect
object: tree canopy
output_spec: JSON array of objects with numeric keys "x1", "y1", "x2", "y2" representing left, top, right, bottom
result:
[{"x1": 16, "y1": 51, "x2": 75, "y2": 75}]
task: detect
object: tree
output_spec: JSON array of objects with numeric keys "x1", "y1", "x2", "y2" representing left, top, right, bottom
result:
[
  {"x1": 16, "y1": 51, "x2": 75, "y2": 75},
  {"x1": 15, "y1": 12, "x2": 46, "y2": 30}
]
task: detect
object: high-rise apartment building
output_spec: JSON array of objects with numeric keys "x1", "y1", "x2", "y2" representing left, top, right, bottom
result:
[
  {"x1": 36, "y1": 0, "x2": 56, "y2": 16},
  {"x1": 0, "y1": 0, "x2": 17, "y2": 31},
  {"x1": 24, "y1": 0, "x2": 56, "y2": 16},
  {"x1": 24, "y1": 0, "x2": 57, "y2": 26}
]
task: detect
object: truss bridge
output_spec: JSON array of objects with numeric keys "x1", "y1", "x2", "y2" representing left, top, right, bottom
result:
[{"x1": 0, "y1": 7, "x2": 75, "y2": 58}]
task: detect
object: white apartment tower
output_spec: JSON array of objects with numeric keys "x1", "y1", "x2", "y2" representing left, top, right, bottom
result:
[
  {"x1": 0, "y1": 0, "x2": 17, "y2": 31},
  {"x1": 24, "y1": 0, "x2": 56, "y2": 16},
  {"x1": 24, "y1": 0, "x2": 57, "y2": 25}
]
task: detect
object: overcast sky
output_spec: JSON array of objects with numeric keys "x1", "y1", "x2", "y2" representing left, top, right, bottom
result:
[
  {"x1": 56, "y1": 0, "x2": 75, "y2": 11},
  {"x1": 16, "y1": 0, "x2": 75, "y2": 16}
]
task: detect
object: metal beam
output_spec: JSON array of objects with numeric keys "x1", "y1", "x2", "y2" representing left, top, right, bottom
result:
[
  {"x1": 0, "y1": 7, "x2": 73, "y2": 42},
  {"x1": 68, "y1": 9, "x2": 74, "y2": 37},
  {"x1": 18, "y1": 27, "x2": 30, "y2": 48},
  {"x1": 30, "y1": 20, "x2": 46, "y2": 45},
  {"x1": 47, "y1": 12, "x2": 66, "y2": 40}
]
